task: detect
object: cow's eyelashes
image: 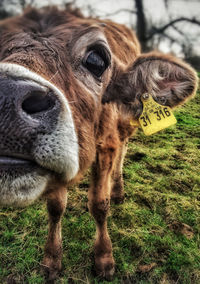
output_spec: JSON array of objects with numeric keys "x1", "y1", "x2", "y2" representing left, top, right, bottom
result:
[{"x1": 83, "y1": 47, "x2": 110, "y2": 78}]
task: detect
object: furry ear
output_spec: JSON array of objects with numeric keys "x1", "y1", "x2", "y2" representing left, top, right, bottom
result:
[{"x1": 103, "y1": 52, "x2": 198, "y2": 119}]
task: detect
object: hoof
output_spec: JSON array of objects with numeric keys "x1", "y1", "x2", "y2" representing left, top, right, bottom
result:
[
  {"x1": 95, "y1": 255, "x2": 115, "y2": 281},
  {"x1": 41, "y1": 256, "x2": 62, "y2": 282},
  {"x1": 111, "y1": 194, "x2": 125, "y2": 204}
]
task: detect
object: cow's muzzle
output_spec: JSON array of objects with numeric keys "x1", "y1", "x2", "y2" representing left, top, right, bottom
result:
[{"x1": 0, "y1": 74, "x2": 61, "y2": 165}]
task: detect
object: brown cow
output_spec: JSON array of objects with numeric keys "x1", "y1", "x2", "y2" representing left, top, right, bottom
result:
[{"x1": 0, "y1": 5, "x2": 198, "y2": 281}]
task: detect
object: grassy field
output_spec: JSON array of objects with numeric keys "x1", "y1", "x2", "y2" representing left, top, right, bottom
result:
[{"x1": 0, "y1": 78, "x2": 199, "y2": 284}]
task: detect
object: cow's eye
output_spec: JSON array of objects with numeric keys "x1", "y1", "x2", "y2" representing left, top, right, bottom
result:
[{"x1": 83, "y1": 47, "x2": 110, "y2": 78}]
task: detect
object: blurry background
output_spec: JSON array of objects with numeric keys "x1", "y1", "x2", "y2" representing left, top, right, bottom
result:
[{"x1": 0, "y1": 0, "x2": 200, "y2": 70}]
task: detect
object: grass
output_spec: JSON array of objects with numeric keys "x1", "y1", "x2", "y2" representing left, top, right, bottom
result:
[{"x1": 0, "y1": 78, "x2": 200, "y2": 283}]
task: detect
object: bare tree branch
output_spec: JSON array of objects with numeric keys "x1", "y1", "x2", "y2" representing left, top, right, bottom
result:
[
  {"x1": 147, "y1": 17, "x2": 200, "y2": 40},
  {"x1": 164, "y1": 0, "x2": 169, "y2": 9},
  {"x1": 162, "y1": 33, "x2": 177, "y2": 44},
  {"x1": 171, "y1": 24, "x2": 185, "y2": 38},
  {"x1": 101, "y1": 9, "x2": 136, "y2": 18}
]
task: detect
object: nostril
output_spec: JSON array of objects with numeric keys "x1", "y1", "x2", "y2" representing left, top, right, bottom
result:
[{"x1": 22, "y1": 91, "x2": 55, "y2": 115}]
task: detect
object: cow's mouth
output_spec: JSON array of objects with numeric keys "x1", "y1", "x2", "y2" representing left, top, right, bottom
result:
[
  {"x1": 0, "y1": 155, "x2": 39, "y2": 171},
  {"x1": 0, "y1": 154, "x2": 49, "y2": 207}
]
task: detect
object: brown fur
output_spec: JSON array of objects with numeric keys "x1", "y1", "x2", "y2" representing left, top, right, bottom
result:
[
  {"x1": 0, "y1": 5, "x2": 198, "y2": 281},
  {"x1": 42, "y1": 186, "x2": 67, "y2": 280}
]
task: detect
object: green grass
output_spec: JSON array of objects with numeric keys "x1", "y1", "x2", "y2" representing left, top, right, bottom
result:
[{"x1": 0, "y1": 80, "x2": 200, "y2": 283}]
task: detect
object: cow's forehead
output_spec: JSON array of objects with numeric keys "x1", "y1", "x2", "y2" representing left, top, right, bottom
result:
[{"x1": 0, "y1": 7, "x2": 140, "y2": 66}]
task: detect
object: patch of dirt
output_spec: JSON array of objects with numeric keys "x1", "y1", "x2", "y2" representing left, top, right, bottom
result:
[
  {"x1": 168, "y1": 221, "x2": 194, "y2": 239},
  {"x1": 137, "y1": 262, "x2": 157, "y2": 273},
  {"x1": 170, "y1": 179, "x2": 192, "y2": 193},
  {"x1": 146, "y1": 164, "x2": 170, "y2": 175},
  {"x1": 128, "y1": 152, "x2": 147, "y2": 161}
]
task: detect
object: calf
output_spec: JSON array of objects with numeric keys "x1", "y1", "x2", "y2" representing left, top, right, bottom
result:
[{"x1": 0, "y1": 6, "x2": 198, "y2": 281}]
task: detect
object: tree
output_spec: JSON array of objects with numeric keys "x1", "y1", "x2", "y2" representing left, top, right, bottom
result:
[
  {"x1": 98, "y1": 0, "x2": 200, "y2": 56},
  {"x1": 133, "y1": 0, "x2": 200, "y2": 53}
]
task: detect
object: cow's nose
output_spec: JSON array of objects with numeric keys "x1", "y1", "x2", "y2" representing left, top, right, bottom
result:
[
  {"x1": 0, "y1": 76, "x2": 57, "y2": 115},
  {"x1": 0, "y1": 75, "x2": 59, "y2": 136},
  {"x1": 0, "y1": 75, "x2": 61, "y2": 156},
  {"x1": 22, "y1": 89, "x2": 55, "y2": 115}
]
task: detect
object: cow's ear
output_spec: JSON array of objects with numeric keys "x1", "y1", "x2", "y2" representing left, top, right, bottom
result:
[{"x1": 103, "y1": 52, "x2": 198, "y2": 119}]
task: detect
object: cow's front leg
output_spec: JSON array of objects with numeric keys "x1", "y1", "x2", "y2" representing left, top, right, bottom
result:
[
  {"x1": 88, "y1": 144, "x2": 118, "y2": 280},
  {"x1": 111, "y1": 140, "x2": 128, "y2": 204},
  {"x1": 42, "y1": 186, "x2": 67, "y2": 281}
]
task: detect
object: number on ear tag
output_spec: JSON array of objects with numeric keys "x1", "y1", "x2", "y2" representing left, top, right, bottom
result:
[{"x1": 139, "y1": 93, "x2": 177, "y2": 136}]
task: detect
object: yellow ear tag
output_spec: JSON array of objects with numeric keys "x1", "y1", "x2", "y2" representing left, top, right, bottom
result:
[{"x1": 139, "y1": 93, "x2": 177, "y2": 136}]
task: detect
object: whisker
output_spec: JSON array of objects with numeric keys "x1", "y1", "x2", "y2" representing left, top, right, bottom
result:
[{"x1": 49, "y1": 70, "x2": 59, "y2": 82}]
